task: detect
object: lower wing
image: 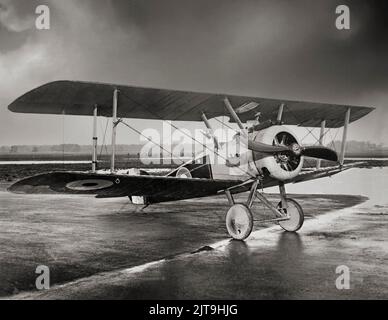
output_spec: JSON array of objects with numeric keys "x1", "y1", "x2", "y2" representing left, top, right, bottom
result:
[
  {"x1": 291, "y1": 162, "x2": 364, "y2": 184},
  {"x1": 8, "y1": 171, "x2": 242, "y2": 203},
  {"x1": 8, "y1": 163, "x2": 362, "y2": 203}
]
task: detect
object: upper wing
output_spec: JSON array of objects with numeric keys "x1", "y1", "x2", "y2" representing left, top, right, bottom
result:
[
  {"x1": 8, "y1": 80, "x2": 374, "y2": 128},
  {"x1": 8, "y1": 171, "x2": 242, "y2": 203}
]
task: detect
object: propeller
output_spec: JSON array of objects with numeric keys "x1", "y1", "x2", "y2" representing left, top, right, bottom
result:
[
  {"x1": 248, "y1": 140, "x2": 290, "y2": 154},
  {"x1": 247, "y1": 132, "x2": 338, "y2": 162},
  {"x1": 300, "y1": 145, "x2": 338, "y2": 162}
]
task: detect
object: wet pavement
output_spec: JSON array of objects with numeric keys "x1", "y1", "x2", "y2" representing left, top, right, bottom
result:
[
  {"x1": 0, "y1": 168, "x2": 387, "y2": 299},
  {"x1": 8, "y1": 200, "x2": 388, "y2": 300}
]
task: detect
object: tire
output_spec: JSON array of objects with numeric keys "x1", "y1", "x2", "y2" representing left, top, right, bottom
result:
[
  {"x1": 226, "y1": 204, "x2": 254, "y2": 240},
  {"x1": 277, "y1": 198, "x2": 304, "y2": 232}
]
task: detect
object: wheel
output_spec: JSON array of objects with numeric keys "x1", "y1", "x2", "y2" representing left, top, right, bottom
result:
[
  {"x1": 277, "y1": 198, "x2": 304, "y2": 232},
  {"x1": 176, "y1": 167, "x2": 192, "y2": 178},
  {"x1": 226, "y1": 204, "x2": 253, "y2": 240}
]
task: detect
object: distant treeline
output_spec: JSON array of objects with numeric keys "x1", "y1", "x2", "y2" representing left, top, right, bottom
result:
[
  {"x1": 332, "y1": 140, "x2": 388, "y2": 157},
  {"x1": 0, "y1": 144, "x2": 142, "y2": 154},
  {"x1": 1, "y1": 140, "x2": 388, "y2": 157}
]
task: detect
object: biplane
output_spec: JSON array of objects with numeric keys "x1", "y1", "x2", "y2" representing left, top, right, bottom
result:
[{"x1": 7, "y1": 81, "x2": 374, "y2": 240}]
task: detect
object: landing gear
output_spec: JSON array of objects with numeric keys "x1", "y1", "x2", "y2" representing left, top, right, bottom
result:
[
  {"x1": 277, "y1": 198, "x2": 304, "y2": 232},
  {"x1": 226, "y1": 204, "x2": 253, "y2": 240},
  {"x1": 224, "y1": 180, "x2": 304, "y2": 240}
]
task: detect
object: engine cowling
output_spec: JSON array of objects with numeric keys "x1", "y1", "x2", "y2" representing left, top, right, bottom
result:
[{"x1": 251, "y1": 125, "x2": 304, "y2": 181}]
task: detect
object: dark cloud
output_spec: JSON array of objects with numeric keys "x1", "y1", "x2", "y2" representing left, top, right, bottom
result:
[
  {"x1": 0, "y1": 0, "x2": 47, "y2": 52},
  {"x1": 0, "y1": 0, "x2": 387, "y2": 145},
  {"x1": 0, "y1": 24, "x2": 29, "y2": 52},
  {"x1": 100, "y1": 0, "x2": 388, "y2": 98}
]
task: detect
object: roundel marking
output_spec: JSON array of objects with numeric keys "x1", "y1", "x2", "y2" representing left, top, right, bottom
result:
[{"x1": 66, "y1": 179, "x2": 114, "y2": 191}]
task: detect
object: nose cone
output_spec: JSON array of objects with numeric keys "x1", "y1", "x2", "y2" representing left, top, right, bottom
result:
[{"x1": 291, "y1": 143, "x2": 302, "y2": 156}]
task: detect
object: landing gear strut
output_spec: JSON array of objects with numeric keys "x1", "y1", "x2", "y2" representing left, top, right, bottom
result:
[{"x1": 224, "y1": 180, "x2": 304, "y2": 240}]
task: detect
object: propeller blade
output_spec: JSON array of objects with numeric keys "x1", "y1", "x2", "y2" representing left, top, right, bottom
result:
[
  {"x1": 301, "y1": 146, "x2": 338, "y2": 162},
  {"x1": 248, "y1": 140, "x2": 289, "y2": 154},
  {"x1": 247, "y1": 139, "x2": 338, "y2": 162}
]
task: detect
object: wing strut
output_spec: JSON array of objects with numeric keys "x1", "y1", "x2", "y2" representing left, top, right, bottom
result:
[
  {"x1": 277, "y1": 103, "x2": 285, "y2": 122},
  {"x1": 92, "y1": 104, "x2": 98, "y2": 172},
  {"x1": 339, "y1": 108, "x2": 351, "y2": 165},
  {"x1": 223, "y1": 97, "x2": 245, "y2": 132},
  {"x1": 201, "y1": 113, "x2": 219, "y2": 151},
  {"x1": 111, "y1": 89, "x2": 119, "y2": 173},
  {"x1": 316, "y1": 120, "x2": 326, "y2": 170}
]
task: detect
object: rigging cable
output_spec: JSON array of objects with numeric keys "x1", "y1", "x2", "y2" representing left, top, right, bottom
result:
[
  {"x1": 98, "y1": 117, "x2": 109, "y2": 161},
  {"x1": 119, "y1": 119, "x2": 212, "y2": 176},
  {"x1": 118, "y1": 90, "x2": 256, "y2": 179},
  {"x1": 62, "y1": 109, "x2": 65, "y2": 170}
]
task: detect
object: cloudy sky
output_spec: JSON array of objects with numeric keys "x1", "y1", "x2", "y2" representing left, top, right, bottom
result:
[{"x1": 0, "y1": 0, "x2": 387, "y2": 146}]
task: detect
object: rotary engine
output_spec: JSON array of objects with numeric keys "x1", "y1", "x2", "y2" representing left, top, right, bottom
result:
[{"x1": 250, "y1": 125, "x2": 304, "y2": 181}]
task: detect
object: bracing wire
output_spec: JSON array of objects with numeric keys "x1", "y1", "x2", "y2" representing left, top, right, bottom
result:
[
  {"x1": 119, "y1": 120, "x2": 216, "y2": 176},
  {"x1": 99, "y1": 117, "x2": 109, "y2": 160},
  {"x1": 120, "y1": 119, "x2": 185, "y2": 166},
  {"x1": 118, "y1": 90, "x2": 256, "y2": 179}
]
